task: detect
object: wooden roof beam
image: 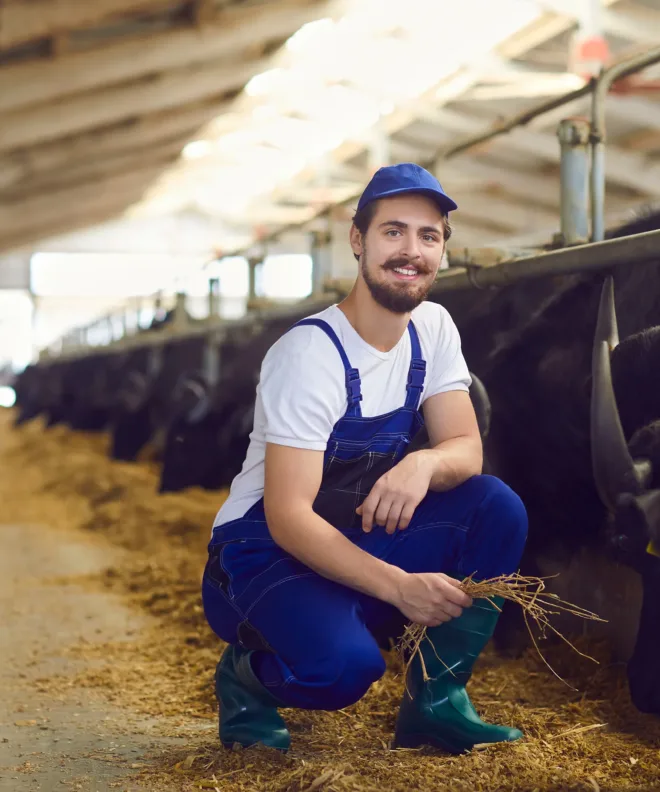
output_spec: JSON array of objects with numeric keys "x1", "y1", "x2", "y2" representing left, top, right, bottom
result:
[
  {"x1": 447, "y1": 190, "x2": 559, "y2": 234},
  {"x1": 0, "y1": 167, "x2": 165, "y2": 238},
  {"x1": 0, "y1": 97, "x2": 233, "y2": 191},
  {"x1": 0, "y1": 0, "x2": 169, "y2": 50},
  {"x1": 0, "y1": 55, "x2": 268, "y2": 153},
  {"x1": 535, "y1": 0, "x2": 660, "y2": 44},
  {"x1": 430, "y1": 107, "x2": 660, "y2": 196},
  {"x1": 257, "y1": 2, "x2": 627, "y2": 212},
  {"x1": 0, "y1": 0, "x2": 330, "y2": 114},
  {"x1": 0, "y1": 204, "x2": 143, "y2": 256},
  {"x1": 3, "y1": 139, "x2": 187, "y2": 203}
]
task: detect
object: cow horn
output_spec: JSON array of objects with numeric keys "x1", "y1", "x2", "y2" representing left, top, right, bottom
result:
[
  {"x1": 590, "y1": 276, "x2": 651, "y2": 512},
  {"x1": 469, "y1": 372, "x2": 491, "y2": 439}
]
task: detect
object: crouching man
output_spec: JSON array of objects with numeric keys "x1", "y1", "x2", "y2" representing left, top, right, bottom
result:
[{"x1": 201, "y1": 163, "x2": 528, "y2": 755}]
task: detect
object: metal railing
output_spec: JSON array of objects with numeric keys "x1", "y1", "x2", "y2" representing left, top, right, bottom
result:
[
  {"x1": 435, "y1": 44, "x2": 660, "y2": 247},
  {"x1": 37, "y1": 44, "x2": 660, "y2": 358}
]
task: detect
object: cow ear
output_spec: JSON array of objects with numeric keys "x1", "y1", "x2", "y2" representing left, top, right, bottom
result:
[{"x1": 590, "y1": 276, "x2": 651, "y2": 511}]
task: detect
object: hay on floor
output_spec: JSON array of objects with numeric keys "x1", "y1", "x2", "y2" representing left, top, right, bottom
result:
[{"x1": 1, "y1": 412, "x2": 660, "y2": 792}]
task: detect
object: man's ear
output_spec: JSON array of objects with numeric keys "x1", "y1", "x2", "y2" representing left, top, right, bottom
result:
[{"x1": 349, "y1": 224, "x2": 363, "y2": 260}]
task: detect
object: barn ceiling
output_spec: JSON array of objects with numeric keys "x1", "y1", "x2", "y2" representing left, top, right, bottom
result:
[{"x1": 0, "y1": 0, "x2": 659, "y2": 258}]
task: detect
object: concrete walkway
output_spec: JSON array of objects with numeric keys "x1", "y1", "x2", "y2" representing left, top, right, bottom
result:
[{"x1": 0, "y1": 523, "x2": 181, "y2": 792}]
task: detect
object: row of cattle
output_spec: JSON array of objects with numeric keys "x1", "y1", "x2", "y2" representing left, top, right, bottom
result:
[{"x1": 11, "y1": 208, "x2": 660, "y2": 719}]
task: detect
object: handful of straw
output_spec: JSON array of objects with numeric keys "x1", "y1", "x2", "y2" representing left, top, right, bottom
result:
[{"x1": 396, "y1": 573, "x2": 606, "y2": 694}]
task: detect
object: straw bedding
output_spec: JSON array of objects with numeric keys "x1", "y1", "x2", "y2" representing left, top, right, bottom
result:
[{"x1": 2, "y1": 411, "x2": 660, "y2": 791}]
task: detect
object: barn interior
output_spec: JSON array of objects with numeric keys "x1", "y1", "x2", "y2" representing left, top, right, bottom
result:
[{"x1": 1, "y1": 1, "x2": 660, "y2": 790}]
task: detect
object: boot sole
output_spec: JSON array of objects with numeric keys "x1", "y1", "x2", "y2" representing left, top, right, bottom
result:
[
  {"x1": 221, "y1": 738, "x2": 289, "y2": 753},
  {"x1": 392, "y1": 730, "x2": 467, "y2": 756}
]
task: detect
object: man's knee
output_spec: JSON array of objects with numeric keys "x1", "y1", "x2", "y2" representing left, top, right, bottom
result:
[
  {"x1": 472, "y1": 474, "x2": 528, "y2": 548},
  {"x1": 460, "y1": 475, "x2": 528, "y2": 576},
  {"x1": 300, "y1": 641, "x2": 386, "y2": 711}
]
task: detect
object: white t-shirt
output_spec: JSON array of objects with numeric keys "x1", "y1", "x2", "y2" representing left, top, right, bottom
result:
[{"x1": 213, "y1": 301, "x2": 471, "y2": 526}]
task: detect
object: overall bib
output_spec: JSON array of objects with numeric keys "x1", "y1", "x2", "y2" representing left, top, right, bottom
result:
[{"x1": 202, "y1": 318, "x2": 528, "y2": 712}]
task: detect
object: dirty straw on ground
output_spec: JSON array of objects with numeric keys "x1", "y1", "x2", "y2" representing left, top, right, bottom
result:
[{"x1": 1, "y1": 413, "x2": 659, "y2": 792}]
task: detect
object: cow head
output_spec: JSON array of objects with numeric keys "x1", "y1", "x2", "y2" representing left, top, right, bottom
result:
[
  {"x1": 590, "y1": 273, "x2": 660, "y2": 715},
  {"x1": 590, "y1": 275, "x2": 658, "y2": 562}
]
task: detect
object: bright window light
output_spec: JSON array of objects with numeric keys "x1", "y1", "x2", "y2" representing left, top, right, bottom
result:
[
  {"x1": 183, "y1": 256, "x2": 249, "y2": 298},
  {"x1": 0, "y1": 290, "x2": 34, "y2": 372},
  {"x1": 259, "y1": 254, "x2": 312, "y2": 300},
  {"x1": 245, "y1": 68, "x2": 287, "y2": 97},
  {"x1": 285, "y1": 18, "x2": 335, "y2": 53},
  {"x1": 0, "y1": 386, "x2": 16, "y2": 408},
  {"x1": 30, "y1": 252, "x2": 204, "y2": 297},
  {"x1": 143, "y1": 0, "x2": 542, "y2": 227},
  {"x1": 182, "y1": 140, "x2": 212, "y2": 160}
]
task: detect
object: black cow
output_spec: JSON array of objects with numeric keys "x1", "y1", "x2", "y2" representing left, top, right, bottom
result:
[
  {"x1": 109, "y1": 336, "x2": 208, "y2": 462},
  {"x1": 10, "y1": 208, "x2": 660, "y2": 717},
  {"x1": 591, "y1": 275, "x2": 660, "y2": 714},
  {"x1": 429, "y1": 209, "x2": 660, "y2": 715},
  {"x1": 158, "y1": 303, "x2": 334, "y2": 493}
]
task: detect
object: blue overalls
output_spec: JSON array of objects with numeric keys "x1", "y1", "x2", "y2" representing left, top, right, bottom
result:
[{"x1": 201, "y1": 318, "x2": 528, "y2": 712}]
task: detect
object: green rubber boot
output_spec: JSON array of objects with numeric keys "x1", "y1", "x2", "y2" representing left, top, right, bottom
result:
[
  {"x1": 215, "y1": 644, "x2": 290, "y2": 752},
  {"x1": 393, "y1": 595, "x2": 523, "y2": 754}
]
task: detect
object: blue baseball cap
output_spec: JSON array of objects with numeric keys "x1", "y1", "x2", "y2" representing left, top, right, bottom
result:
[{"x1": 356, "y1": 162, "x2": 458, "y2": 215}]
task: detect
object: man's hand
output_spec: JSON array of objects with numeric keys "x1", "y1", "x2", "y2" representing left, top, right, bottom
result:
[
  {"x1": 392, "y1": 572, "x2": 473, "y2": 627},
  {"x1": 356, "y1": 452, "x2": 433, "y2": 534}
]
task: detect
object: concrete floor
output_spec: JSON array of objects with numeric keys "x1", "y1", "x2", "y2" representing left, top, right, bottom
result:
[{"x1": 0, "y1": 523, "x2": 182, "y2": 792}]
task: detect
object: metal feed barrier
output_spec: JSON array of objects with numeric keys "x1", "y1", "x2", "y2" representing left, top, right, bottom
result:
[{"x1": 42, "y1": 44, "x2": 660, "y2": 358}]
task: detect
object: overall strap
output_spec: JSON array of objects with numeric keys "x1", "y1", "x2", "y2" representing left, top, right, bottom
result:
[
  {"x1": 291, "y1": 319, "x2": 363, "y2": 417},
  {"x1": 405, "y1": 320, "x2": 427, "y2": 410}
]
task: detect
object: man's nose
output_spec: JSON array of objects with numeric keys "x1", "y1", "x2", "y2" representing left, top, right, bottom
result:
[{"x1": 399, "y1": 234, "x2": 422, "y2": 259}]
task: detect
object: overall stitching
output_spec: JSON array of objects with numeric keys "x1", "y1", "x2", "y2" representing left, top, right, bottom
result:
[
  {"x1": 243, "y1": 572, "x2": 317, "y2": 618},
  {"x1": 202, "y1": 317, "x2": 525, "y2": 710}
]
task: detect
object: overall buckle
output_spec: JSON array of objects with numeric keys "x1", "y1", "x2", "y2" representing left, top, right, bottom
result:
[
  {"x1": 407, "y1": 359, "x2": 426, "y2": 389},
  {"x1": 345, "y1": 368, "x2": 363, "y2": 404}
]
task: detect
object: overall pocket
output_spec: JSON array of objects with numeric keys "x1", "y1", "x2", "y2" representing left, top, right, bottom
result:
[{"x1": 313, "y1": 448, "x2": 398, "y2": 530}]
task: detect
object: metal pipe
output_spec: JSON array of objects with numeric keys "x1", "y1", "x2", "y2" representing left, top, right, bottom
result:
[
  {"x1": 35, "y1": 296, "x2": 336, "y2": 365},
  {"x1": 434, "y1": 227, "x2": 660, "y2": 293},
  {"x1": 170, "y1": 291, "x2": 189, "y2": 332},
  {"x1": 442, "y1": 81, "x2": 595, "y2": 160},
  {"x1": 590, "y1": 45, "x2": 660, "y2": 242},
  {"x1": 208, "y1": 277, "x2": 220, "y2": 317},
  {"x1": 558, "y1": 118, "x2": 590, "y2": 245},
  {"x1": 590, "y1": 139, "x2": 606, "y2": 242},
  {"x1": 247, "y1": 256, "x2": 260, "y2": 304}
]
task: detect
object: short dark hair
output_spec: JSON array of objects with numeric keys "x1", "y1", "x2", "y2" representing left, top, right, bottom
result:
[{"x1": 351, "y1": 199, "x2": 452, "y2": 260}]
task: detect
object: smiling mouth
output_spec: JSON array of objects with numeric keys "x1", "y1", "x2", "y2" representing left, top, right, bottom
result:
[{"x1": 389, "y1": 265, "x2": 422, "y2": 280}]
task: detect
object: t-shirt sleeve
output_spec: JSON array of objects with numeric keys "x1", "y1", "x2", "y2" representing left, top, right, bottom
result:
[
  {"x1": 423, "y1": 305, "x2": 472, "y2": 401},
  {"x1": 258, "y1": 330, "x2": 345, "y2": 451}
]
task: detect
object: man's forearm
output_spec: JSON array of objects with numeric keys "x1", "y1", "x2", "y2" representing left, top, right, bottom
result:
[
  {"x1": 265, "y1": 504, "x2": 406, "y2": 604},
  {"x1": 417, "y1": 435, "x2": 483, "y2": 492}
]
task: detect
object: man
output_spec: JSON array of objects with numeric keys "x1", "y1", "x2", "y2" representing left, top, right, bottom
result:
[{"x1": 201, "y1": 162, "x2": 528, "y2": 756}]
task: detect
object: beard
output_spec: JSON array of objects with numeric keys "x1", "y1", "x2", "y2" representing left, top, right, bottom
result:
[{"x1": 360, "y1": 250, "x2": 435, "y2": 314}]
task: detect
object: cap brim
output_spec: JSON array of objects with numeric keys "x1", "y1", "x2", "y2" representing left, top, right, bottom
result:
[{"x1": 359, "y1": 186, "x2": 458, "y2": 214}]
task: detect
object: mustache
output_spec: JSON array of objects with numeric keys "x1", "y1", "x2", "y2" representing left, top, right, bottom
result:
[{"x1": 382, "y1": 258, "x2": 431, "y2": 275}]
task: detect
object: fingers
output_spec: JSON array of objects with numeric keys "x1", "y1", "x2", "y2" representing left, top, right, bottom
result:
[
  {"x1": 358, "y1": 491, "x2": 378, "y2": 532},
  {"x1": 358, "y1": 487, "x2": 401, "y2": 533},
  {"x1": 441, "y1": 601, "x2": 464, "y2": 619},
  {"x1": 385, "y1": 499, "x2": 408, "y2": 534},
  {"x1": 358, "y1": 491, "x2": 417, "y2": 533},
  {"x1": 375, "y1": 497, "x2": 395, "y2": 533},
  {"x1": 441, "y1": 576, "x2": 473, "y2": 608},
  {"x1": 416, "y1": 609, "x2": 456, "y2": 627},
  {"x1": 397, "y1": 502, "x2": 415, "y2": 531}
]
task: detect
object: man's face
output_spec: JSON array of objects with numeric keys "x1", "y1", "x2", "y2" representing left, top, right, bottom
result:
[{"x1": 350, "y1": 194, "x2": 447, "y2": 314}]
